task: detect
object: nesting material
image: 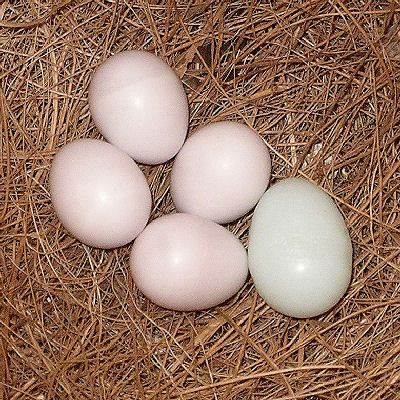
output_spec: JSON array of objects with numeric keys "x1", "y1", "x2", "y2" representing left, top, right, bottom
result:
[{"x1": 1, "y1": 1, "x2": 400, "y2": 399}]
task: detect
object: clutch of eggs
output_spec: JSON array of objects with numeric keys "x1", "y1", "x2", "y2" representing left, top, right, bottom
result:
[{"x1": 49, "y1": 49, "x2": 353, "y2": 316}]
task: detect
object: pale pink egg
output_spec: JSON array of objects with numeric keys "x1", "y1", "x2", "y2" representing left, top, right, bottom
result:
[
  {"x1": 171, "y1": 121, "x2": 271, "y2": 224},
  {"x1": 49, "y1": 139, "x2": 151, "y2": 249},
  {"x1": 89, "y1": 50, "x2": 189, "y2": 165},
  {"x1": 130, "y1": 213, "x2": 248, "y2": 311}
]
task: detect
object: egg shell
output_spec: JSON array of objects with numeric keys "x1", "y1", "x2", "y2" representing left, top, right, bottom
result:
[
  {"x1": 89, "y1": 50, "x2": 189, "y2": 165},
  {"x1": 130, "y1": 213, "x2": 248, "y2": 311},
  {"x1": 248, "y1": 178, "x2": 352, "y2": 318},
  {"x1": 50, "y1": 139, "x2": 152, "y2": 249},
  {"x1": 171, "y1": 121, "x2": 271, "y2": 224}
]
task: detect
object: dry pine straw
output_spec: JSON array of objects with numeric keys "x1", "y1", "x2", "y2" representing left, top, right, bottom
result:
[{"x1": 1, "y1": 0, "x2": 400, "y2": 399}]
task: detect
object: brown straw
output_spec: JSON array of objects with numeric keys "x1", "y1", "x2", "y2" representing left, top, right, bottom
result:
[{"x1": 1, "y1": 1, "x2": 400, "y2": 398}]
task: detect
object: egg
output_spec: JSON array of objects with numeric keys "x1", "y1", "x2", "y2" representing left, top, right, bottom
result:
[
  {"x1": 88, "y1": 50, "x2": 189, "y2": 165},
  {"x1": 50, "y1": 139, "x2": 151, "y2": 249},
  {"x1": 170, "y1": 121, "x2": 271, "y2": 224},
  {"x1": 248, "y1": 178, "x2": 352, "y2": 318},
  {"x1": 130, "y1": 213, "x2": 248, "y2": 311}
]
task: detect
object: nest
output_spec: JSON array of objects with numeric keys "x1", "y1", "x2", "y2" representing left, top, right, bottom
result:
[{"x1": 1, "y1": 1, "x2": 400, "y2": 399}]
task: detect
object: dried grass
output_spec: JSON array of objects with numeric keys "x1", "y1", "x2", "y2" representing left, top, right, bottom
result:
[{"x1": 1, "y1": 1, "x2": 400, "y2": 399}]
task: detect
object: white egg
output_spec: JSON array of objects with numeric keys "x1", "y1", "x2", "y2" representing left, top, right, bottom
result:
[
  {"x1": 171, "y1": 121, "x2": 271, "y2": 224},
  {"x1": 130, "y1": 213, "x2": 248, "y2": 311},
  {"x1": 89, "y1": 50, "x2": 189, "y2": 165},
  {"x1": 50, "y1": 139, "x2": 152, "y2": 249},
  {"x1": 248, "y1": 178, "x2": 352, "y2": 318}
]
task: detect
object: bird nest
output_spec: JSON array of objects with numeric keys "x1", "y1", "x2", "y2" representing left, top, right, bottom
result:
[{"x1": 1, "y1": 1, "x2": 399, "y2": 399}]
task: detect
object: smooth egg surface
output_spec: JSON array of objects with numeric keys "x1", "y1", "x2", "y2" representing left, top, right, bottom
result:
[
  {"x1": 130, "y1": 213, "x2": 248, "y2": 311},
  {"x1": 89, "y1": 50, "x2": 189, "y2": 165},
  {"x1": 50, "y1": 139, "x2": 152, "y2": 249},
  {"x1": 248, "y1": 178, "x2": 352, "y2": 318},
  {"x1": 171, "y1": 121, "x2": 271, "y2": 224}
]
